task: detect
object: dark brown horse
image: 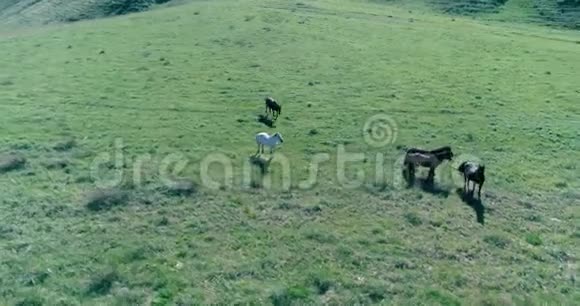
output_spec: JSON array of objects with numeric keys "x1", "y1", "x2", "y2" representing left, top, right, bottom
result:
[
  {"x1": 265, "y1": 97, "x2": 282, "y2": 119},
  {"x1": 458, "y1": 161, "x2": 485, "y2": 198},
  {"x1": 403, "y1": 146, "x2": 454, "y2": 182}
]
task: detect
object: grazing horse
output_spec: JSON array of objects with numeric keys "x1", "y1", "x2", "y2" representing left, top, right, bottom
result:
[
  {"x1": 458, "y1": 161, "x2": 485, "y2": 198},
  {"x1": 265, "y1": 97, "x2": 282, "y2": 119},
  {"x1": 255, "y1": 132, "x2": 284, "y2": 154},
  {"x1": 403, "y1": 146, "x2": 454, "y2": 181}
]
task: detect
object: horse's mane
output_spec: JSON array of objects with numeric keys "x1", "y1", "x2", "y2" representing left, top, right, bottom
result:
[
  {"x1": 407, "y1": 146, "x2": 451, "y2": 154},
  {"x1": 431, "y1": 146, "x2": 451, "y2": 153},
  {"x1": 406, "y1": 148, "x2": 429, "y2": 154}
]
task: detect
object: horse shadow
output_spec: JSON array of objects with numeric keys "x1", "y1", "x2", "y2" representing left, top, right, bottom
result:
[
  {"x1": 249, "y1": 155, "x2": 273, "y2": 175},
  {"x1": 402, "y1": 167, "x2": 450, "y2": 197},
  {"x1": 456, "y1": 188, "x2": 485, "y2": 225},
  {"x1": 257, "y1": 114, "x2": 275, "y2": 128},
  {"x1": 417, "y1": 177, "x2": 450, "y2": 197}
]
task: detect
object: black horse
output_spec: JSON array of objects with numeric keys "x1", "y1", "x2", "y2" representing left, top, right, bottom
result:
[
  {"x1": 265, "y1": 97, "x2": 282, "y2": 120},
  {"x1": 403, "y1": 146, "x2": 454, "y2": 183},
  {"x1": 458, "y1": 161, "x2": 485, "y2": 198}
]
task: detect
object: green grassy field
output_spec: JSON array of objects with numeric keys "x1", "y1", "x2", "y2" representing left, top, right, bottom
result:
[{"x1": 0, "y1": 0, "x2": 579, "y2": 304}]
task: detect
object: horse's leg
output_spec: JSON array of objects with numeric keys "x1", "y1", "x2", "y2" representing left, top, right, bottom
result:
[
  {"x1": 408, "y1": 163, "x2": 415, "y2": 185},
  {"x1": 466, "y1": 180, "x2": 470, "y2": 193},
  {"x1": 428, "y1": 167, "x2": 435, "y2": 182},
  {"x1": 478, "y1": 182, "x2": 483, "y2": 198},
  {"x1": 463, "y1": 175, "x2": 467, "y2": 193},
  {"x1": 469, "y1": 180, "x2": 474, "y2": 194}
]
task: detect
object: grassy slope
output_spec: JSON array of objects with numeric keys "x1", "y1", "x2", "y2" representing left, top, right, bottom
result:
[
  {"x1": 0, "y1": 0, "x2": 173, "y2": 28},
  {"x1": 379, "y1": 0, "x2": 580, "y2": 29},
  {"x1": 0, "y1": 0, "x2": 579, "y2": 304}
]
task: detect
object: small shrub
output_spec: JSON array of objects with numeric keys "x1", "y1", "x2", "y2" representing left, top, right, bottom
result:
[
  {"x1": 308, "y1": 272, "x2": 334, "y2": 294},
  {"x1": 422, "y1": 289, "x2": 461, "y2": 306},
  {"x1": 157, "y1": 216, "x2": 170, "y2": 226},
  {"x1": 10, "y1": 142, "x2": 33, "y2": 150},
  {"x1": 303, "y1": 205, "x2": 322, "y2": 214},
  {"x1": 53, "y1": 139, "x2": 76, "y2": 151},
  {"x1": 547, "y1": 248, "x2": 570, "y2": 262},
  {"x1": 85, "y1": 188, "x2": 129, "y2": 211},
  {"x1": 430, "y1": 219, "x2": 443, "y2": 227},
  {"x1": 278, "y1": 202, "x2": 299, "y2": 210},
  {"x1": 75, "y1": 175, "x2": 94, "y2": 183},
  {"x1": 303, "y1": 229, "x2": 336, "y2": 244},
  {"x1": 270, "y1": 286, "x2": 311, "y2": 306},
  {"x1": 525, "y1": 214, "x2": 542, "y2": 222},
  {"x1": 242, "y1": 206, "x2": 256, "y2": 219},
  {"x1": 394, "y1": 259, "x2": 415, "y2": 269},
  {"x1": 483, "y1": 234, "x2": 510, "y2": 249},
  {"x1": 123, "y1": 247, "x2": 151, "y2": 262},
  {"x1": 87, "y1": 270, "x2": 120, "y2": 296},
  {"x1": 23, "y1": 271, "x2": 50, "y2": 286},
  {"x1": 42, "y1": 158, "x2": 70, "y2": 170},
  {"x1": 362, "y1": 283, "x2": 388, "y2": 303},
  {"x1": 15, "y1": 297, "x2": 44, "y2": 306},
  {"x1": 525, "y1": 233, "x2": 542, "y2": 246},
  {"x1": 0, "y1": 154, "x2": 26, "y2": 173},
  {"x1": 160, "y1": 179, "x2": 196, "y2": 196},
  {"x1": 404, "y1": 212, "x2": 422, "y2": 226},
  {"x1": 113, "y1": 287, "x2": 146, "y2": 305}
]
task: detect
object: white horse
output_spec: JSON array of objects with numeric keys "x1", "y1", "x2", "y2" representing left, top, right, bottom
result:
[{"x1": 255, "y1": 132, "x2": 284, "y2": 154}]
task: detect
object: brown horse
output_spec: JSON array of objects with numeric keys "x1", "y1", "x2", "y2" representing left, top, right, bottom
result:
[
  {"x1": 403, "y1": 146, "x2": 454, "y2": 182},
  {"x1": 265, "y1": 97, "x2": 282, "y2": 119}
]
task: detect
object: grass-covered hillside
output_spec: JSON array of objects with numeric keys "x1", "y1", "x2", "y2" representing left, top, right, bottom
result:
[
  {"x1": 381, "y1": 0, "x2": 580, "y2": 29},
  {"x1": 0, "y1": 0, "x2": 173, "y2": 27},
  {"x1": 0, "y1": 0, "x2": 579, "y2": 304}
]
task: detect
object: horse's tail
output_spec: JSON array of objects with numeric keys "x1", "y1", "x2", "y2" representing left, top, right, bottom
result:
[{"x1": 479, "y1": 165, "x2": 485, "y2": 174}]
